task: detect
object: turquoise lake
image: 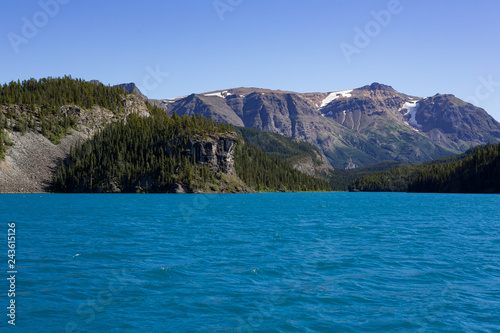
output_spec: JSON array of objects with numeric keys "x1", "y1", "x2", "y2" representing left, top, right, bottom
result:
[{"x1": 1, "y1": 192, "x2": 500, "y2": 332}]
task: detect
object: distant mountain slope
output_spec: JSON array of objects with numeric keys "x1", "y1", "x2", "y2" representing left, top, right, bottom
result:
[
  {"x1": 159, "y1": 83, "x2": 500, "y2": 168},
  {"x1": 169, "y1": 93, "x2": 244, "y2": 126},
  {"x1": 235, "y1": 126, "x2": 333, "y2": 176},
  {"x1": 413, "y1": 94, "x2": 500, "y2": 151}
]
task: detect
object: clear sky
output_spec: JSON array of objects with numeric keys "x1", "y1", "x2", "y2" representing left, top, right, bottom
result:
[{"x1": 1, "y1": 0, "x2": 500, "y2": 120}]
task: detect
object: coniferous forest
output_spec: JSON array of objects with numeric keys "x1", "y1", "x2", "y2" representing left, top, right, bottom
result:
[
  {"x1": 409, "y1": 143, "x2": 500, "y2": 193},
  {"x1": 0, "y1": 76, "x2": 126, "y2": 111},
  {"x1": 234, "y1": 143, "x2": 330, "y2": 192},
  {"x1": 52, "y1": 107, "x2": 330, "y2": 193},
  {"x1": 348, "y1": 143, "x2": 500, "y2": 193}
]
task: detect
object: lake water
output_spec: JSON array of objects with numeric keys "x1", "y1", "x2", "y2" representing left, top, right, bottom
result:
[{"x1": 1, "y1": 193, "x2": 500, "y2": 332}]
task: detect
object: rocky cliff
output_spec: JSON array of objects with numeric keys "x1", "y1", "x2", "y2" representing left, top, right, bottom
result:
[{"x1": 189, "y1": 133, "x2": 237, "y2": 175}]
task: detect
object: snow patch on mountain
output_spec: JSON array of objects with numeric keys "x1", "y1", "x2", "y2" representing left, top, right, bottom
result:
[
  {"x1": 320, "y1": 89, "x2": 353, "y2": 109},
  {"x1": 401, "y1": 100, "x2": 422, "y2": 129},
  {"x1": 204, "y1": 91, "x2": 233, "y2": 98}
]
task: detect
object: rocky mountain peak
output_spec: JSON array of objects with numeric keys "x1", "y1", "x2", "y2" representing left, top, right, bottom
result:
[
  {"x1": 358, "y1": 82, "x2": 396, "y2": 93},
  {"x1": 371, "y1": 82, "x2": 393, "y2": 90},
  {"x1": 116, "y1": 82, "x2": 148, "y2": 101}
]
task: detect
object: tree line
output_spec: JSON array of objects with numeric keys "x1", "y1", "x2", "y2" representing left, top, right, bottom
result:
[
  {"x1": 409, "y1": 143, "x2": 500, "y2": 193},
  {"x1": 0, "y1": 76, "x2": 127, "y2": 112}
]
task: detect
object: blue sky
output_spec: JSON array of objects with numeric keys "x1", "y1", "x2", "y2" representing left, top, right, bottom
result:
[{"x1": 2, "y1": 0, "x2": 500, "y2": 120}]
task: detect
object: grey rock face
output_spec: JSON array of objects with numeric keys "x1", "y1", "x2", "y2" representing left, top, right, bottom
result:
[
  {"x1": 168, "y1": 183, "x2": 190, "y2": 193},
  {"x1": 189, "y1": 133, "x2": 238, "y2": 175}
]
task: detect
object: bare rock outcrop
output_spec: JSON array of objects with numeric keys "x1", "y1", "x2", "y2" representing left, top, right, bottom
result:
[
  {"x1": 61, "y1": 95, "x2": 150, "y2": 136},
  {"x1": 167, "y1": 183, "x2": 191, "y2": 193},
  {"x1": 291, "y1": 151, "x2": 334, "y2": 176},
  {"x1": 189, "y1": 133, "x2": 238, "y2": 175},
  {"x1": 0, "y1": 130, "x2": 86, "y2": 193}
]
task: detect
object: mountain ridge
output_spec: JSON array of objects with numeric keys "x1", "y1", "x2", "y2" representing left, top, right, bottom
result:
[{"x1": 153, "y1": 83, "x2": 500, "y2": 168}]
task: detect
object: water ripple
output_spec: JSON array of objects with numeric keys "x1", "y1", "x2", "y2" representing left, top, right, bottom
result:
[{"x1": 2, "y1": 193, "x2": 499, "y2": 332}]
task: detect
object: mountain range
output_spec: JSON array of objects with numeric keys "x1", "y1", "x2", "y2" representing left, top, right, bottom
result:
[
  {"x1": 146, "y1": 83, "x2": 500, "y2": 169},
  {"x1": 2, "y1": 77, "x2": 500, "y2": 193}
]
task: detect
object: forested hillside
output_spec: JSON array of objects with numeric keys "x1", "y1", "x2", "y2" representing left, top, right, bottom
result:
[
  {"x1": 349, "y1": 143, "x2": 500, "y2": 193},
  {"x1": 328, "y1": 161, "x2": 415, "y2": 191},
  {"x1": 234, "y1": 143, "x2": 330, "y2": 192},
  {"x1": 53, "y1": 107, "x2": 330, "y2": 193},
  {"x1": 0, "y1": 76, "x2": 129, "y2": 152},
  {"x1": 0, "y1": 115, "x2": 12, "y2": 159},
  {"x1": 235, "y1": 127, "x2": 333, "y2": 176},
  {"x1": 236, "y1": 127, "x2": 323, "y2": 164},
  {"x1": 409, "y1": 143, "x2": 500, "y2": 193}
]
